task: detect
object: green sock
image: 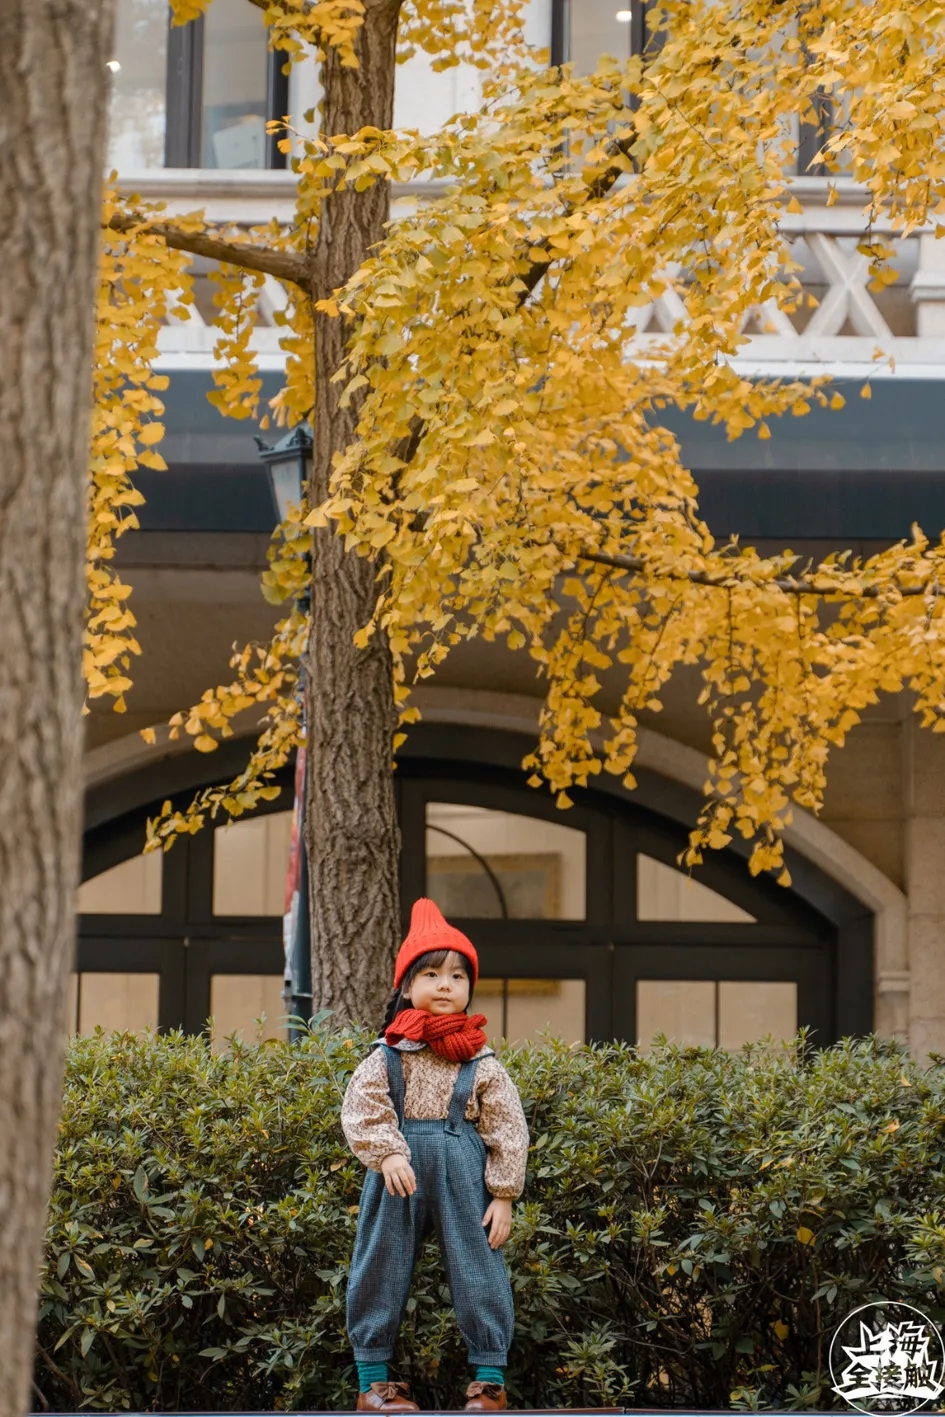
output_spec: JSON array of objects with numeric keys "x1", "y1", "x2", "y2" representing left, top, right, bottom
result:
[
  {"x1": 357, "y1": 1360, "x2": 388, "y2": 1392},
  {"x1": 474, "y1": 1365, "x2": 504, "y2": 1386}
]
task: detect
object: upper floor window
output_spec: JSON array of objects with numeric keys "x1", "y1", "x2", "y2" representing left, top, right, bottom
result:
[
  {"x1": 106, "y1": 0, "x2": 288, "y2": 171},
  {"x1": 199, "y1": 0, "x2": 272, "y2": 168},
  {"x1": 552, "y1": 2, "x2": 837, "y2": 179},
  {"x1": 553, "y1": 0, "x2": 648, "y2": 74},
  {"x1": 106, "y1": 0, "x2": 553, "y2": 170},
  {"x1": 107, "y1": 0, "x2": 169, "y2": 169}
]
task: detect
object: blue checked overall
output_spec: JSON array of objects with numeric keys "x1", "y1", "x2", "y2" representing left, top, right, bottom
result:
[{"x1": 346, "y1": 1045, "x2": 514, "y2": 1366}]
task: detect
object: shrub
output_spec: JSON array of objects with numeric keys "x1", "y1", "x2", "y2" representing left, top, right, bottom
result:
[{"x1": 35, "y1": 1027, "x2": 945, "y2": 1411}]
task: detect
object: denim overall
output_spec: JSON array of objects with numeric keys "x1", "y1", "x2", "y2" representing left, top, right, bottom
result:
[{"x1": 347, "y1": 1045, "x2": 514, "y2": 1366}]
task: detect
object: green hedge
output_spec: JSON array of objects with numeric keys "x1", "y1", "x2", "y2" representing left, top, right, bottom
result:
[{"x1": 35, "y1": 1027, "x2": 945, "y2": 1411}]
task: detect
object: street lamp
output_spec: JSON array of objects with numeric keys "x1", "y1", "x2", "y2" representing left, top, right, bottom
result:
[
  {"x1": 255, "y1": 422, "x2": 313, "y2": 523},
  {"x1": 255, "y1": 422, "x2": 314, "y2": 1039}
]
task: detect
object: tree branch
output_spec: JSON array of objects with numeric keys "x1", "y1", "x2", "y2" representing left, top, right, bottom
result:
[
  {"x1": 513, "y1": 137, "x2": 634, "y2": 308},
  {"x1": 577, "y1": 546, "x2": 937, "y2": 599},
  {"x1": 106, "y1": 211, "x2": 310, "y2": 290}
]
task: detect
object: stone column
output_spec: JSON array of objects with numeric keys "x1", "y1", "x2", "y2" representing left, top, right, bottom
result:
[
  {"x1": 904, "y1": 719, "x2": 945, "y2": 1059},
  {"x1": 910, "y1": 232, "x2": 945, "y2": 337}
]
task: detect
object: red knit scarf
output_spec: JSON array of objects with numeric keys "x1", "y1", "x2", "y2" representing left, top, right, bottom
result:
[{"x1": 385, "y1": 1008, "x2": 487, "y2": 1062}]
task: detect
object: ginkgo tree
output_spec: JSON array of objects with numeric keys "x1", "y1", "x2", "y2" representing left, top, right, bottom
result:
[{"x1": 91, "y1": 0, "x2": 945, "y2": 1022}]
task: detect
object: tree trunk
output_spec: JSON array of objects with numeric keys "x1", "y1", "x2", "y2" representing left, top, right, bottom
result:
[
  {"x1": 305, "y1": 0, "x2": 403, "y2": 1026},
  {"x1": 0, "y1": 2, "x2": 114, "y2": 1412}
]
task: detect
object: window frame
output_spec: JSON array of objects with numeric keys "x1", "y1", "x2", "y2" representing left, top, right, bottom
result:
[
  {"x1": 551, "y1": 0, "x2": 651, "y2": 68},
  {"x1": 163, "y1": 5, "x2": 289, "y2": 169}
]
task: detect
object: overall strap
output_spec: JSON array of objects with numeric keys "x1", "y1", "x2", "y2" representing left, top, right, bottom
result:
[
  {"x1": 381, "y1": 1044, "x2": 406, "y2": 1130},
  {"x1": 445, "y1": 1058, "x2": 480, "y2": 1135}
]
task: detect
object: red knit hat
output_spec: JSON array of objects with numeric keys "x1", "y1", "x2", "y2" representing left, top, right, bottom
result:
[{"x1": 394, "y1": 898, "x2": 479, "y2": 988}]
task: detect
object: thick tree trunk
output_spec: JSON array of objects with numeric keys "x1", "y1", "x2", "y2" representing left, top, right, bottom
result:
[
  {"x1": 0, "y1": 2, "x2": 114, "y2": 1412},
  {"x1": 305, "y1": 0, "x2": 403, "y2": 1025}
]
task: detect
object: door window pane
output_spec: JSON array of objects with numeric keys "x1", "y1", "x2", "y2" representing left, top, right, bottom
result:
[
  {"x1": 202, "y1": 0, "x2": 269, "y2": 168},
  {"x1": 479, "y1": 978, "x2": 586, "y2": 1046},
  {"x1": 106, "y1": 0, "x2": 168, "y2": 170},
  {"x1": 637, "y1": 979, "x2": 798, "y2": 1049},
  {"x1": 718, "y1": 981, "x2": 797, "y2": 1049},
  {"x1": 71, "y1": 972, "x2": 160, "y2": 1034},
  {"x1": 213, "y1": 811, "x2": 292, "y2": 915},
  {"x1": 426, "y1": 804, "x2": 586, "y2": 919},
  {"x1": 567, "y1": 0, "x2": 633, "y2": 74},
  {"x1": 210, "y1": 974, "x2": 285, "y2": 1045},
  {"x1": 637, "y1": 979, "x2": 716, "y2": 1049},
  {"x1": 78, "y1": 852, "x2": 162, "y2": 914},
  {"x1": 637, "y1": 855, "x2": 755, "y2": 923}
]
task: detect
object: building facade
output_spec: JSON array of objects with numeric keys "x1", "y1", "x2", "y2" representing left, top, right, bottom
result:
[{"x1": 79, "y1": 0, "x2": 945, "y2": 1056}]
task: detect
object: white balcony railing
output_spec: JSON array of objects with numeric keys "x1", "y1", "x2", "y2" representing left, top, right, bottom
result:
[{"x1": 118, "y1": 170, "x2": 945, "y2": 381}]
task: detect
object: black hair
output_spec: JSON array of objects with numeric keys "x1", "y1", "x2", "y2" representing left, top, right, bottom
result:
[{"x1": 380, "y1": 948, "x2": 475, "y2": 1033}]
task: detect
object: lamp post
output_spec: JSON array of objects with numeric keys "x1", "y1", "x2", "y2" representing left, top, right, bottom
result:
[
  {"x1": 255, "y1": 423, "x2": 314, "y2": 525},
  {"x1": 256, "y1": 423, "x2": 314, "y2": 1039}
]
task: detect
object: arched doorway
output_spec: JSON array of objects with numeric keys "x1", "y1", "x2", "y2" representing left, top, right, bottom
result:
[
  {"x1": 76, "y1": 726, "x2": 873, "y2": 1045},
  {"x1": 398, "y1": 726, "x2": 871, "y2": 1047}
]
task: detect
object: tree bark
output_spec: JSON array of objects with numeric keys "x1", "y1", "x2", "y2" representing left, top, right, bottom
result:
[
  {"x1": 0, "y1": 2, "x2": 114, "y2": 1413},
  {"x1": 305, "y1": 0, "x2": 404, "y2": 1025}
]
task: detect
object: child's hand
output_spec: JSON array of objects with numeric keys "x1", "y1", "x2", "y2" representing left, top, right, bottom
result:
[
  {"x1": 381, "y1": 1153, "x2": 417, "y2": 1197},
  {"x1": 482, "y1": 1196, "x2": 512, "y2": 1249}
]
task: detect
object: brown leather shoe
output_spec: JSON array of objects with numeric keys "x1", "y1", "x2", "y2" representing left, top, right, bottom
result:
[
  {"x1": 356, "y1": 1381, "x2": 420, "y2": 1412},
  {"x1": 464, "y1": 1381, "x2": 507, "y2": 1411}
]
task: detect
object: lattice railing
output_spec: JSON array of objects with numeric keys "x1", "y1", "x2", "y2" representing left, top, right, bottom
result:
[{"x1": 120, "y1": 171, "x2": 945, "y2": 381}]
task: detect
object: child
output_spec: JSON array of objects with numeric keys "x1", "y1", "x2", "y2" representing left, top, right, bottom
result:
[{"x1": 342, "y1": 898, "x2": 529, "y2": 1413}]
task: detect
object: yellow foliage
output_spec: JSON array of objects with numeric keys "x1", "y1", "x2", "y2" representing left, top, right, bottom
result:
[
  {"x1": 143, "y1": 506, "x2": 311, "y2": 848},
  {"x1": 205, "y1": 266, "x2": 266, "y2": 418},
  {"x1": 89, "y1": 0, "x2": 945, "y2": 876},
  {"x1": 87, "y1": 188, "x2": 192, "y2": 708}
]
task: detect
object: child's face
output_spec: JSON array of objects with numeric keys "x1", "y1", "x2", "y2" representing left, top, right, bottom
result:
[{"x1": 404, "y1": 951, "x2": 471, "y2": 1015}]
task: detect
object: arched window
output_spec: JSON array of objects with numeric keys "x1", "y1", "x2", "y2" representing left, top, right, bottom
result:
[
  {"x1": 77, "y1": 727, "x2": 872, "y2": 1046},
  {"x1": 396, "y1": 740, "x2": 851, "y2": 1050},
  {"x1": 77, "y1": 774, "x2": 291, "y2": 1043}
]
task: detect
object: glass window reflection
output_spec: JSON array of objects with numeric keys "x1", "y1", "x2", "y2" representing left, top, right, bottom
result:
[
  {"x1": 106, "y1": 0, "x2": 169, "y2": 170},
  {"x1": 567, "y1": 0, "x2": 633, "y2": 75},
  {"x1": 637, "y1": 854, "x2": 756, "y2": 923},
  {"x1": 78, "y1": 851, "x2": 162, "y2": 915},
  {"x1": 201, "y1": 0, "x2": 269, "y2": 168},
  {"x1": 69, "y1": 972, "x2": 160, "y2": 1035},
  {"x1": 213, "y1": 811, "x2": 293, "y2": 916},
  {"x1": 637, "y1": 979, "x2": 798, "y2": 1050},
  {"x1": 426, "y1": 803, "x2": 586, "y2": 919},
  {"x1": 210, "y1": 973, "x2": 285, "y2": 1046},
  {"x1": 479, "y1": 978, "x2": 586, "y2": 1046}
]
